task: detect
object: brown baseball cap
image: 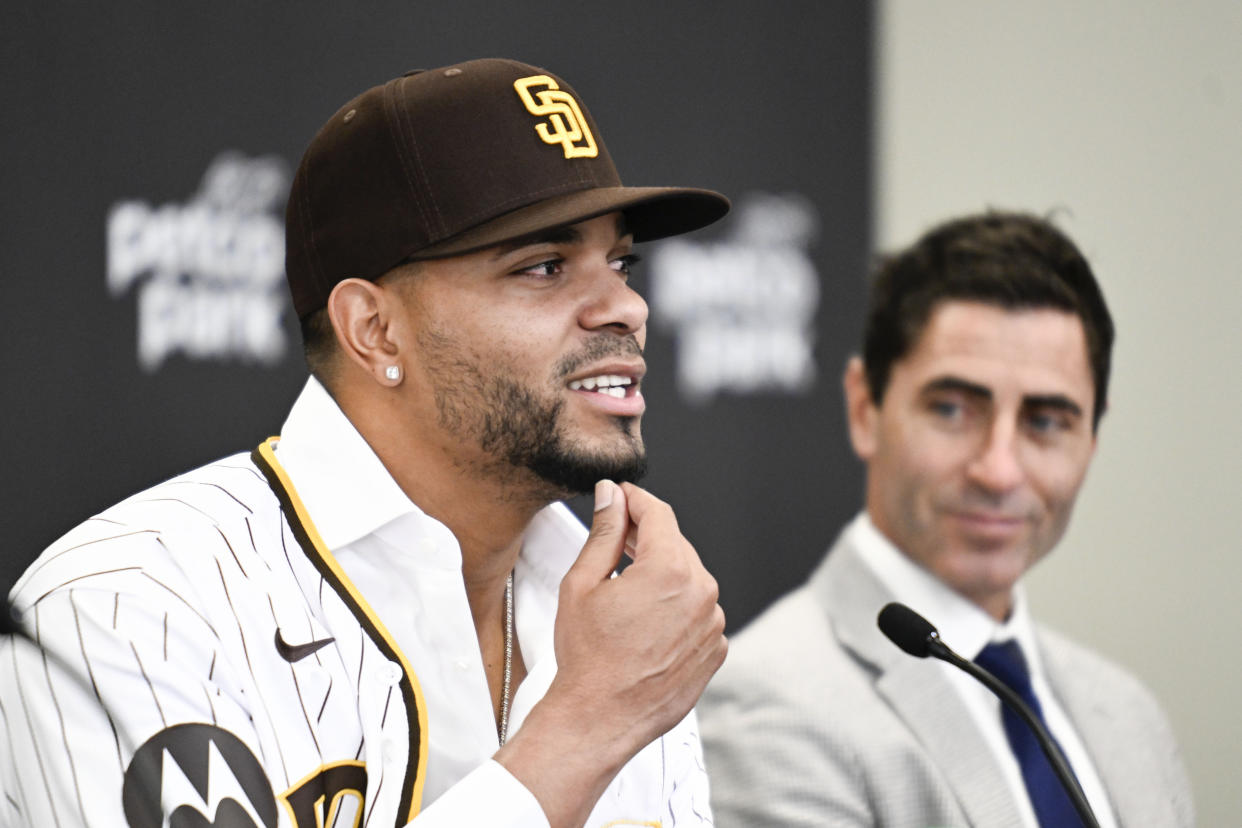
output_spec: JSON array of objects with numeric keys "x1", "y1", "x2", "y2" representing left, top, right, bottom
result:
[{"x1": 285, "y1": 57, "x2": 730, "y2": 319}]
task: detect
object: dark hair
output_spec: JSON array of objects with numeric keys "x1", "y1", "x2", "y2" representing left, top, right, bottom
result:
[
  {"x1": 299, "y1": 307, "x2": 339, "y2": 383},
  {"x1": 862, "y1": 210, "x2": 1114, "y2": 430}
]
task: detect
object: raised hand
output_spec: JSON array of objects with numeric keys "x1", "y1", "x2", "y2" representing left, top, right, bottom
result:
[{"x1": 496, "y1": 479, "x2": 727, "y2": 827}]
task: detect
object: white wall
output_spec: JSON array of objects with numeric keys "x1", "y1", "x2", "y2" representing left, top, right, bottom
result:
[{"x1": 876, "y1": 2, "x2": 1242, "y2": 822}]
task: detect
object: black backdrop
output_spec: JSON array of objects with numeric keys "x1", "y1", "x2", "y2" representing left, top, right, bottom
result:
[{"x1": 1, "y1": 1, "x2": 871, "y2": 633}]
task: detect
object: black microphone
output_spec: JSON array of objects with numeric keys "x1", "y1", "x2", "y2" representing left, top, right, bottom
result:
[{"x1": 876, "y1": 602, "x2": 1100, "y2": 828}]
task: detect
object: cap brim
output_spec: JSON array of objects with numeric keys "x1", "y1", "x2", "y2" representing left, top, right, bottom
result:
[{"x1": 409, "y1": 186, "x2": 730, "y2": 260}]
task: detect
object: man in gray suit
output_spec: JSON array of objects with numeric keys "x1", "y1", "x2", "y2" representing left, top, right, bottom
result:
[{"x1": 700, "y1": 211, "x2": 1193, "y2": 827}]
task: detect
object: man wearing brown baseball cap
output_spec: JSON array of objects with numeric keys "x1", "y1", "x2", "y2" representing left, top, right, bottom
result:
[{"x1": 1, "y1": 59, "x2": 729, "y2": 828}]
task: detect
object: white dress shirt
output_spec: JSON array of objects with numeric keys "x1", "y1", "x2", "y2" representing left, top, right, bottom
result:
[
  {"x1": 276, "y1": 377, "x2": 712, "y2": 826},
  {"x1": 850, "y1": 512, "x2": 1118, "y2": 828}
]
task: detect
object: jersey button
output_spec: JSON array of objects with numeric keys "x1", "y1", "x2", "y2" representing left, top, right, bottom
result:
[{"x1": 379, "y1": 662, "x2": 403, "y2": 686}]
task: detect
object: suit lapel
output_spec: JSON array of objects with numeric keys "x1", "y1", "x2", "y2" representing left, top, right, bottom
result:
[
  {"x1": 813, "y1": 534, "x2": 1025, "y2": 827},
  {"x1": 877, "y1": 660, "x2": 1020, "y2": 826},
  {"x1": 1039, "y1": 632, "x2": 1174, "y2": 828}
]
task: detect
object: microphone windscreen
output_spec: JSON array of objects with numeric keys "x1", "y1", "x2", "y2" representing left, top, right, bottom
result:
[{"x1": 877, "y1": 602, "x2": 937, "y2": 658}]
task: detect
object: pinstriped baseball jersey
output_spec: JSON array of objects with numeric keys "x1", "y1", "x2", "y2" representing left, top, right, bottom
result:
[
  {"x1": 1, "y1": 446, "x2": 424, "y2": 828},
  {"x1": 0, "y1": 378, "x2": 715, "y2": 827}
]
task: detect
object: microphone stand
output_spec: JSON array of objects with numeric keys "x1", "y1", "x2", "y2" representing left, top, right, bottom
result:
[
  {"x1": 924, "y1": 633, "x2": 1100, "y2": 828},
  {"x1": 877, "y1": 603, "x2": 1100, "y2": 828}
]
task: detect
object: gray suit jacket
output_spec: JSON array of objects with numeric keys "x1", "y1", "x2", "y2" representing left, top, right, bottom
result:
[{"x1": 700, "y1": 531, "x2": 1194, "y2": 827}]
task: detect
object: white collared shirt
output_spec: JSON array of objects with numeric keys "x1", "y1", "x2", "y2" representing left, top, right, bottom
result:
[
  {"x1": 276, "y1": 377, "x2": 712, "y2": 826},
  {"x1": 850, "y1": 513, "x2": 1118, "y2": 828}
]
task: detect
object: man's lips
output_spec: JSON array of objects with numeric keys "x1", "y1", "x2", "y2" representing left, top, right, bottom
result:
[
  {"x1": 948, "y1": 511, "x2": 1028, "y2": 537},
  {"x1": 566, "y1": 364, "x2": 646, "y2": 415}
]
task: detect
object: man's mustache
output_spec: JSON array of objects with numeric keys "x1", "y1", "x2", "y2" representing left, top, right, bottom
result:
[{"x1": 555, "y1": 335, "x2": 644, "y2": 378}]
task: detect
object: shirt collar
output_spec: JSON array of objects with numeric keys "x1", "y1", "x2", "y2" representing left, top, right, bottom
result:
[
  {"x1": 849, "y1": 512, "x2": 1039, "y2": 664},
  {"x1": 274, "y1": 377, "x2": 423, "y2": 551},
  {"x1": 518, "y1": 501, "x2": 589, "y2": 589}
]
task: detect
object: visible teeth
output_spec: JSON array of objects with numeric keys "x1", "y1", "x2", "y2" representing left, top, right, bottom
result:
[{"x1": 569, "y1": 374, "x2": 634, "y2": 392}]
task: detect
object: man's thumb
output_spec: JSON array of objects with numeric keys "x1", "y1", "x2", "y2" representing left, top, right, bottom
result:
[{"x1": 570, "y1": 480, "x2": 629, "y2": 580}]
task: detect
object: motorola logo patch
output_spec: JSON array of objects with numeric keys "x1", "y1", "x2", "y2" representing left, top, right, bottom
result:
[{"x1": 122, "y1": 723, "x2": 277, "y2": 828}]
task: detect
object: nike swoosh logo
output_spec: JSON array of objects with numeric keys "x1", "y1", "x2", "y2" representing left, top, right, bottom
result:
[{"x1": 274, "y1": 628, "x2": 336, "y2": 663}]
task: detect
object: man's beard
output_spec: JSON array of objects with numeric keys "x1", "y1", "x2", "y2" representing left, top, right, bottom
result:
[
  {"x1": 420, "y1": 328, "x2": 647, "y2": 497},
  {"x1": 483, "y1": 380, "x2": 647, "y2": 495}
]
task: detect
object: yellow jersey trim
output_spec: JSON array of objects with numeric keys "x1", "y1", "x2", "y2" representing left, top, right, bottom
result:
[{"x1": 254, "y1": 438, "x2": 429, "y2": 825}]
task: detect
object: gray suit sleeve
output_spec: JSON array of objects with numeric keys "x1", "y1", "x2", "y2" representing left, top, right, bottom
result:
[{"x1": 700, "y1": 592, "x2": 874, "y2": 828}]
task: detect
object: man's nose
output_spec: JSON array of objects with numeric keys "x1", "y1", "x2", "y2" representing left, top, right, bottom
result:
[
  {"x1": 579, "y1": 264, "x2": 649, "y2": 336},
  {"x1": 965, "y1": 419, "x2": 1025, "y2": 493}
]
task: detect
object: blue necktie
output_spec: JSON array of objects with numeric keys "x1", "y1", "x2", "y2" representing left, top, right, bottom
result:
[{"x1": 974, "y1": 640, "x2": 1086, "y2": 828}]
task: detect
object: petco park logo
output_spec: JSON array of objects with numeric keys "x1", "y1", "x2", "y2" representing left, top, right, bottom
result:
[
  {"x1": 649, "y1": 192, "x2": 821, "y2": 402},
  {"x1": 107, "y1": 152, "x2": 290, "y2": 371}
]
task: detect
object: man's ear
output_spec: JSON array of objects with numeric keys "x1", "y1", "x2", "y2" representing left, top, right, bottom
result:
[
  {"x1": 843, "y1": 356, "x2": 879, "y2": 460},
  {"x1": 326, "y1": 278, "x2": 404, "y2": 386}
]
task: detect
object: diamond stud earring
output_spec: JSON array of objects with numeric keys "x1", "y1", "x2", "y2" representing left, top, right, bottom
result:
[{"x1": 385, "y1": 365, "x2": 401, "y2": 381}]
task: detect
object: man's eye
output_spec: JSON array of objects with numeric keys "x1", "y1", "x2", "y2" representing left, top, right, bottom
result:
[
  {"x1": 611, "y1": 253, "x2": 642, "y2": 278},
  {"x1": 929, "y1": 399, "x2": 962, "y2": 420},
  {"x1": 1026, "y1": 410, "x2": 1069, "y2": 434},
  {"x1": 516, "y1": 259, "x2": 563, "y2": 278}
]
